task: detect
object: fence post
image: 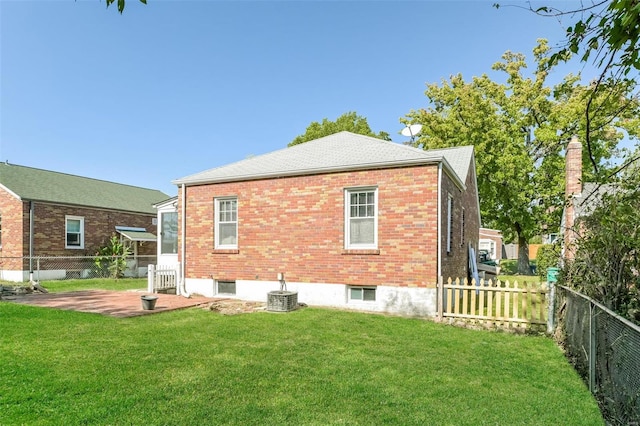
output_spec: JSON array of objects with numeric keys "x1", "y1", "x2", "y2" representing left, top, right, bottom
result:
[
  {"x1": 547, "y1": 281, "x2": 556, "y2": 333},
  {"x1": 147, "y1": 264, "x2": 155, "y2": 293},
  {"x1": 589, "y1": 302, "x2": 596, "y2": 392},
  {"x1": 546, "y1": 267, "x2": 559, "y2": 334}
]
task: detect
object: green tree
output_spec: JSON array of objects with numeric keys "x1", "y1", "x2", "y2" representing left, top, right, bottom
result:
[
  {"x1": 498, "y1": 1, "x2": 640, "y2": 173},
  {"x1": 404, "y1": 40, "x2": 638, "y2": 274},
  {"x1": 289, "y1": 112, "x2": 390, "y2": 147},
  {"x1": 563, "y1": 166, "x2": 640, "y2": 323},
  {"x1": 106, "y1": 0, "x2": 146, "y2": 13}
]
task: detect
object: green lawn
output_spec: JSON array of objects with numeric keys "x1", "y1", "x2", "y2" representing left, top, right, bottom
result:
[
  {"x1": 498, "y1": 274, "x2": 541, "y2": 284},
  {"x1": 26, "y1": 277, "x2": 148, "y2": 293},
  {"x1": 0, "y1": 298, "x2": 603, "y2": 425}
]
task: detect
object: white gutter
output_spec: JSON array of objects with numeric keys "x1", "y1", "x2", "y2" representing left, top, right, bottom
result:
[
  {"x1": 437, "y1": 162, "x2": 442, "y2": 281},
  {"x1": 180, "y1": 184, "x2": 190, "y2": 297},
  {"x1": 29, "y1": 201, "x2": 34, "y2": 282}
]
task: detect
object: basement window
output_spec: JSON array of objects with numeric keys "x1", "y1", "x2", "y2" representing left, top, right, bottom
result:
[
  {"x1": 349, "y1": 286, "x2": 376, "y2": 302},
  {"x1": 217, "y1": 280, "x2": 236, "y2": 295}
]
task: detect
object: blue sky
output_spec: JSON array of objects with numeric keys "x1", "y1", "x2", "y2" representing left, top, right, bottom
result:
[{"x1": 1, "y1": 0, "x2": 592, "y2": 196}]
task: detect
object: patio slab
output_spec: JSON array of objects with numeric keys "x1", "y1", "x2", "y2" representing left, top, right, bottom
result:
[{"x1": 2, "y1": 290, "x2": 217, "y2": 318}]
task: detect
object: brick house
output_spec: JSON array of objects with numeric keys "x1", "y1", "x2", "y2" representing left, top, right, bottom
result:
[
  {"x1": 0, "y1": 163, "x2": 171, "y2": 281},
  {"x1": 479, "y1": 227, "x2": 504, "y2": 261},
  {"x1": 173, "y1": 132, "x2": 480, "y2": 316}
]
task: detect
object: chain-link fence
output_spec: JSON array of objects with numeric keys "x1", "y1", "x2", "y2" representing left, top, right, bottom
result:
[
  {"x1": 557, "y1": 285, "x2": 640, "y2": 425},
  {"x1": 0, "y1": 256, "x2": 156, "y2": 282}
]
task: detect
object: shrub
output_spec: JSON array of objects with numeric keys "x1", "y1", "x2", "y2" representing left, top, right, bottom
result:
[
  {"x1": 94, "y1": 234, "x2": 131, "y2": 279},
  {"x1": 536, "y1": 243, "x2": 562, "y2": 281},
  {"x1": 499, "y1": 259, "x2": 518, "y2": 275}
]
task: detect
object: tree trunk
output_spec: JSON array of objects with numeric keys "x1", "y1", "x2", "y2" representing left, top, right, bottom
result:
[{"x1": 517, "y1": 234, "x2": 531, "y2": 275}]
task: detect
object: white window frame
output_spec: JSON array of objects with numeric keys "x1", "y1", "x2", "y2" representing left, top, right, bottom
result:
[
  {"x1": 461, "y1": 207, "x2": 465, "y2": 247},
  {"x1": 349, "y1": 286, "x2": 376, "y2": 302},
  {"x1": 345, "y1": 187, "x2": 378, "y2": 249},
  {"x1": 447, "y1": 194, "x2": 453, "y2": 254},
  {"x1": 160, "y1": 211, "x2": 178, "y2": 255},
  {"x1": 215, "y1": 197, "x2": 238, "y2": 249},
  {"x1": 65, "y1": 215, "x2": 85, "y2": 249}
]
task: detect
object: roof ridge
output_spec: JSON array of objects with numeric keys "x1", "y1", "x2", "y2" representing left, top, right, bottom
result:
[{"x1": 0, "y1": 162, "x2": 163, "y2": 192}]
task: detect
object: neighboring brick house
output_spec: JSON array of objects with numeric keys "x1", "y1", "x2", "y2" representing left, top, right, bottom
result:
[
  {"x1": 173, "y1": 132, "x2": 480, "y2": 316},
  {"x1": 479, "y1": 227, "x2": 504, "y2": 261},
  {"x1": 0, "y1": 163, "x2": 170, "y2": 281}
]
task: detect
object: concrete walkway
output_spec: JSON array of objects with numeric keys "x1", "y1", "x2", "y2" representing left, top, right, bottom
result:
[{"x1": 3, "y1": 290, "x2": 215, "y2": 318}]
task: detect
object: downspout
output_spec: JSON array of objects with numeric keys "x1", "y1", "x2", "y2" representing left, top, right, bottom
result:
[
  {"x1": 29, "y1": 201, "x2": 35, "y2": 282},
  {"x1": 437, "y1": 163, "x2": 442, "y2": 281},
  {"x1": 180, "y1": 184, "x2": 190, "y2": 297}
]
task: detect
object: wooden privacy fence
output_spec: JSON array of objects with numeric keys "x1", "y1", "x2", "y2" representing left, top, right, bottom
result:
[{"x1": 437, "y1": 277, "x2": 550, "y2": 330}]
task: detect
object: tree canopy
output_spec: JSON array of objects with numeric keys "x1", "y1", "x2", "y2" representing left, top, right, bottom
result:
[
  {"x1": 106, "y1": 0, "x2": 146, "y2": 13},
  {"x1": 497, "y1": 1, "x2": 640, "y2": 174},
  {"x1": 289, "y1": 112, "x2": 390, "y2": 147},
  {"x1": 404, "y1": 40, "x2": 639, "y2": 273}
]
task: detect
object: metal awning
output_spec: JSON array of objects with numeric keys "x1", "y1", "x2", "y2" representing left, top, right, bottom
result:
[{"x1": 116, "y1": 227, "x2": 157, "y2": 242}]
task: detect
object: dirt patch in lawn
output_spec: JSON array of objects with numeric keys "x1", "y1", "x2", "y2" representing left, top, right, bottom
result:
[{"x1": 205, "y1": 300, "x2": 267, "y2": 315}]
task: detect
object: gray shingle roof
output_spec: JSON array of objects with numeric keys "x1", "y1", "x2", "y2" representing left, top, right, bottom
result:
[
  {"x1": 174, "y1": 131, "x2": 474, "y2": 186},
  {"x1": 0, "y1": 163, "x2": 170, "y2": 214},
  {"x1": 574, "y1": 182, "x2": 617, "y2": 217}
]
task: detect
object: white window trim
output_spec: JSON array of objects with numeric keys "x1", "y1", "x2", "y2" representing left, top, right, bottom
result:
[
  {"x1": 65, "y1": 215, "x2": 85, "y2": 249},
  {"x1": 461, "y1": 207, "x2": 465, "y2": 247},
  {"x1": 348, "y1": 286, "x2": 377, "y2": 302},
  {"x1": 160, "y1": 211, "x2": 178, "y2": 255},
  {"x1": 214, "y1": 197, "x2": 238, "y2": 249},
  {"x1": 344, "y1": 187, "x2": 378, "y2": 250},
  {"x1": 447, "y1": 194, "x2": 453, "y2": 253}
]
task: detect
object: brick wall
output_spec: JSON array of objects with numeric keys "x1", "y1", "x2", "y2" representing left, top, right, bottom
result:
[
  {"x1": 440, "y1": 162, "x2": 480, "y2": 280},
  {"x1": 0, "y1": 188, "x2": 27, "y2": 270},
  {"x1": 564, "y1": 135, "x2": 582, "y2": 260},
  {"x1": 181, "y1": 164, "x2": 477, "y2": 288},
  {"x1": 30, "y1": 203, "x2": 157, "y2": 256}
]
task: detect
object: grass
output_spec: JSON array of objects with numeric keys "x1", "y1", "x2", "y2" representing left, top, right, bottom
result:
[
  {"x1": 0, "y1": 297, "x2": 603, "y2": 425},
  {"x1": 498, "y1": 274, "x2": 541, "y2": 284},
  {"x1": 2, "y1": 277, "x2": 148, "y2": 293}
]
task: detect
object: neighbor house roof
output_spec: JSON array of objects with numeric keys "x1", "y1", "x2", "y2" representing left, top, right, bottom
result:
[
  {"x1": 173, "y1": 131, "x2": 474, "y2": 187},
  {"x1": 573, "y1": 182, "x2": 617, "y2": 218},
  {"x1": 0, "y1": 163, "x2": 170, "y2": 214}
]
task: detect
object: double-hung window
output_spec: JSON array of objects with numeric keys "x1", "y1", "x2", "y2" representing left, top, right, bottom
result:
[
  {"x1": 215, "y1": 197, "x2": 238, "y2": 249},
  {"x1": 66, "y1": 216, "x2": 84, "y2": 249},
  {"x1": 345, "y1": 187, "x2": 378, "y2": 249}
]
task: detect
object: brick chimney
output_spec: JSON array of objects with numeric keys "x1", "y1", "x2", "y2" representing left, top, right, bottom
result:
[{"x1": 563, "y1": 135, "x2": 582, "y2": 259}]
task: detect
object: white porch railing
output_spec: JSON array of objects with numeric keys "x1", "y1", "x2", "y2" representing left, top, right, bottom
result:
[{"x1": 147, "y1": 263, "x2": 181, "y2": 294}]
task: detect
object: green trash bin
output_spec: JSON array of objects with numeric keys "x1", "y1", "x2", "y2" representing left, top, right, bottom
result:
[{"x1": 547, "y1": 267, "x2": 559, "y2": 283}]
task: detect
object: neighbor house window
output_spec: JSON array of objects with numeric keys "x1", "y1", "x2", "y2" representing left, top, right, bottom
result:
[
  {"x1": 349, "y1": 286, "x2": 376, "y2": 302},
  {"x1": 217, "y1": 280, "x2": 236, "y2": 295},
  {"x1": 215, "y1": 197, "x2": 238, "y2": 249},
  {"x1": 345, "y1": 187, "x2": 378, "y2": 249},
  {"x1": 160, "y1": 211, "x2": 178, "y2": 254},
  {"x1": 447, "y1": 195, "x2": 453, "y2": 253},
  {"x1": 66, "y1": 216, "x2": 84, "y2": 249}
]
